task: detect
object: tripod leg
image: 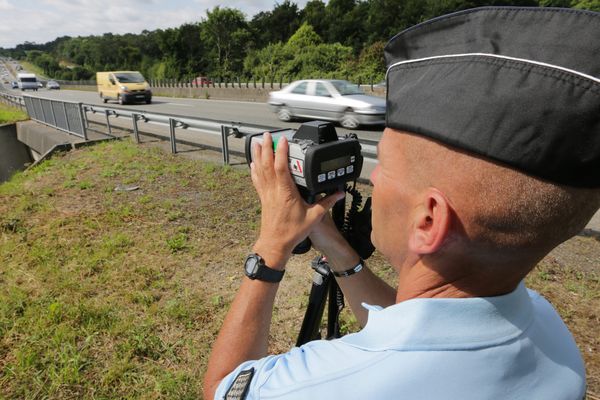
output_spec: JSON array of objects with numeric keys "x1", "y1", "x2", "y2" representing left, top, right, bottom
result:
[
  {"x1": 326, "y1": 278, "x2": 344, "y2": 339},
  {"x1": 296, "y1": 258, "x2": 331, "y2": 347},
  {"x1": 296, "y1": 191, "x2": 347, "y2": 346}
]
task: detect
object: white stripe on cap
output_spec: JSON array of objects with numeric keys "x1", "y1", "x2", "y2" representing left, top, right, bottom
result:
[{"x1": 386, "y1": 53, "x2": 600, "y2": 84}]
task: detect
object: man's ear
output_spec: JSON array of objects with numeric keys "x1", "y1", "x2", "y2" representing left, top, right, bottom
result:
[{"x1": 408, "y1": 188, "x2": 451, "y2": 255}]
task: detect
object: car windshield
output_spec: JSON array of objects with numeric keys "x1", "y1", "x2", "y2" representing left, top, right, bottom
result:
[
  {"x1": 115, "y1": 72, "x2": 145, "y2": 83},
  {"x1": 330, "y1": 80, "x2": 364, "y2": 96}
]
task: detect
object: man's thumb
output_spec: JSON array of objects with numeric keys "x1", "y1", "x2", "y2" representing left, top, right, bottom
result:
[{"x1": 312, "y1": 191, "x2": 345, "y2": 217}]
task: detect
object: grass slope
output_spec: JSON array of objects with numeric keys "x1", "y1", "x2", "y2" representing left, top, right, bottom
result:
[
  {"x1": 0, "y1": 103, "x2": 28, "y2": 124},
  {"x1": 0, "y1": 139, "x2": 598, "y2": 398},
  {"x1": 18, "y1": 61, "x2": 48, "y2": 80}
]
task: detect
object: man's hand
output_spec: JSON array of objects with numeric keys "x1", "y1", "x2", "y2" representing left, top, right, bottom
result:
[{"x1": 250, "y1": 132, "x2": 344, "y2": 268}]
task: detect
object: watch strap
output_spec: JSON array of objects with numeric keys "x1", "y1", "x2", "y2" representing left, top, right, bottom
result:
[
  {"x1": 255, "y1": 261, "x2": 285, "y2": 282},
  {"x1": 245, "y1": 253, "x2": 285, "y2": 283},
  {"x1": 332, "y1": 259, "x2": 365, "y2": 278}
]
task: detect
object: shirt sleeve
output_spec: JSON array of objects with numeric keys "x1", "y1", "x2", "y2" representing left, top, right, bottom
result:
[{"x1": 213, "y1": 354, "x2": 284, "y2": 400}]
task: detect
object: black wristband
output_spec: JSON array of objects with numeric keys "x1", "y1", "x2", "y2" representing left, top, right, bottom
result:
[{"x1": 332, "y1": 259, "x2": 365, "y2": 278}]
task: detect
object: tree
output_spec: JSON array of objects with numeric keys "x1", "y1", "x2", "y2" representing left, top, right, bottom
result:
[
  {"x1": 571, "y1": 0, "x2": 600, "y2": 11},
  {"x1": 324, "y1": 0, "x2": 367, "y2": 52},
  {"x1": 300, "y1": 0, "x2": 328, "y2": 39},
  {"x1": 244, "y1": 23, "x2": 354, "y2": 79},
  {"x1": 340, "y1": 40, "x2": 387, "y2": 82},
  {"x1": 202, "y1": 7, "x2": 250, "y2": 76},
  {"x1": 250, "y1": 1, "x2": 301, "y2": 45},
  {"x1": 287, "y1": 22, "x2": 323, "y2": 49}
]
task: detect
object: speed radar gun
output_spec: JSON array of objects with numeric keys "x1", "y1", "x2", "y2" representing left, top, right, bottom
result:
[
  {"x1": 245, "y1": 120, "x2": 364, "y2": 198},
  {"x1": 245, "y1": 121, "x2": 375, "y2": 345}
]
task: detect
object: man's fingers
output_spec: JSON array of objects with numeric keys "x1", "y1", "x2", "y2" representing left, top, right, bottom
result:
[
  {"x1": 309, "y1": 191, "x2": 345, "y2": 222},
  {"x1": 274, "y1": 136, "x2": 288, "y2": 174},
  {"x1": 251, "y1": 141, "x2": 262, "y2": 167},
  {"x1": 261, "y1": 132, "x2": 274, "y2": 169}
]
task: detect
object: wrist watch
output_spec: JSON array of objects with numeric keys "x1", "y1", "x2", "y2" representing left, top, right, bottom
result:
[{"x1": 244, "y1": 253, "x2": 285, "y2": 283}]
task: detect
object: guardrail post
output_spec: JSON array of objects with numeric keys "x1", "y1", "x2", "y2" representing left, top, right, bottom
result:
[
  {"x1": 62, "y1": 102, "x2": 71, "y2": 132},
  {"x1": 169, "y1": 118, "x2": 177, "y2": 154},
  {"x1": 221, "y1": 125, "x2": 230, "y2": 165},
  {"x1": 81, "y1": 105, "x2": 90, "y2": 129},
  {"x1": 105, "y1": 109, "x2": 113, "y2": 136},
  {"x1": 132, "y1": 113, "x2": 140, "y2": 144},
  {"x1": 49, "y1": 100, "x2": 57, "y2": 127},
  {"x1": 78, "y1": 103, "x2": 88, "y2": 140}
]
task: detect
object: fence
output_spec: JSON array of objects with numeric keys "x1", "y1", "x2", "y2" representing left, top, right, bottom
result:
[
  {"x1": 0, "y1": 91, "x2": 26, "y2": 110},
  {"x1": 23, "y1": 96, "x2": 88, "y2": 140}
]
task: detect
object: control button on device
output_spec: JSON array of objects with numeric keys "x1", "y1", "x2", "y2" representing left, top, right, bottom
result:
[
  {"x1": 337, "y1": 168, "x2": 345, "y2": 177},
  {"x1": 346, "y1": 165, "x2": 354, "y2": 174},
  {"x1": 317, "y1": 173, "x2": 326, "y2": 183},
  {"x1": 328, "y1": 171, "x2": 336, "y2": 180}
]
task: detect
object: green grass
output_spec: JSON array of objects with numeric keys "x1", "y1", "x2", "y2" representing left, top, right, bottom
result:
[
  {"x1": 0, "y1": 140, "x2": 259, "y2": 398},
  {"x1": 0, "y1": 102, "x2": 28, "y2": 124},
  {"x1": 18, "y1": 60, "x2": 48, "y2": 79}
]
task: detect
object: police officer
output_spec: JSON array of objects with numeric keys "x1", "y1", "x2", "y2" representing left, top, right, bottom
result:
[{"x1": 204, "y1": 7, "x2": 600, "y2": 400}]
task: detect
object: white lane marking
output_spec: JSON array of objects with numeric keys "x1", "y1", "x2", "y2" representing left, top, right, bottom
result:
[
  {"x1": 154, "y1": 96, "x2": 268, "y2": 106},
  {"x1": 163, "y1": 102, "x2": 193, "y2": 107}
]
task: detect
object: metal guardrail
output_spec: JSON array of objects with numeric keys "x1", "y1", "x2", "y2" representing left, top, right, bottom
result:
[
  {"x1": 0, "y1": 90, "x2": 26, "y2": 110},
  {"x1": 3, "y1": 92, "x2": 377, "y2": 167},
  {"x1": 23, "y1": 96, "x2": 88, "y2": 140},
  {"x1": 81, "y1": 103, "x2": 278, "y2": 163}
]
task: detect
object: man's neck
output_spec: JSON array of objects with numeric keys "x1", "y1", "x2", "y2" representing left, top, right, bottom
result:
[{"x1": 395, "y1": 260, "x2": 525, "y2": 303}]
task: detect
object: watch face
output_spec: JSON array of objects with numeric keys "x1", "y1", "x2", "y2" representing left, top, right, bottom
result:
[{"x1": 245, "y1": 256, "x2": 259, "y2": 276}]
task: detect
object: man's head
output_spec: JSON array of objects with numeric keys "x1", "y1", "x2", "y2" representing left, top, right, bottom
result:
[
  {"x1": 371, "y1": 128, "x2": 600, "y2": 283},
  {"x1": 376, "y1": 7, "x2": 600, "y2": 290}
]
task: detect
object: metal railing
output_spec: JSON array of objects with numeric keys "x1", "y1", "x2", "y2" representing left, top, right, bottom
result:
[
  {"x1": 0, "y1": 91, "x2": 26, "y2": 110},
  {"x1": 4, "y1": 92, "x2": 377, "y2": 168},
  {"x1": 81, "y1": 103, "x2": 277, "y2": 163},
  {"x1": 23, "y1": 96, "x2": 88, "y2": 140}
]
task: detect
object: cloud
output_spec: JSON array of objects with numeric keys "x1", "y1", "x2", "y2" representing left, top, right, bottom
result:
[
  {"x1": 0, "y1": 0, "x2": 15, "y2": 11},
  {"x1": 0, "y1": 0, "x2": 314, "y2": 48}
]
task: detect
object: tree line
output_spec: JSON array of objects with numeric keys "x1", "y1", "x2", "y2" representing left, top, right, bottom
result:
[{"x1": 0, "y1": 0, "x2": 597, "y2": 83}]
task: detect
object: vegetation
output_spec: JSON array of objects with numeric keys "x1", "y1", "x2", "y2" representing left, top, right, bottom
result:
[
  {"x1": 0, "y1": 0, "x2": 598, "y2": 83},
  {"x1": 0, "y1": 139, "x2": 598, "y2": 398},
  {"x1": 17, "y1": 60, "x2": 48, "y2": 79},
  {"x1": 0, "y1": 103, "x2": 29, "y2": 124}
]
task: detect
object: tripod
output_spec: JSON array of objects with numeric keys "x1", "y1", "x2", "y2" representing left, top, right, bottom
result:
[{"x1": 295, "y1": 186, "x2": 372, "y2": 346}]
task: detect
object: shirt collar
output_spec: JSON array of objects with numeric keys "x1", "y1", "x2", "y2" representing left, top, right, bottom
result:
[{"x1": 341, "y1": 282, "x2": 534, "y2": 351}]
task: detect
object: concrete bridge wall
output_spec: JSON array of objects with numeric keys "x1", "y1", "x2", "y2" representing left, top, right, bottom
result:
[{"x1": 0, "y1": 123, "x2": 32, "y2": 183}]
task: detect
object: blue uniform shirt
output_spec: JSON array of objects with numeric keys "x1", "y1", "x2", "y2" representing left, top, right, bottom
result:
[{"x1": 215, "y1": 283, "x2": 585, "y2": 399}]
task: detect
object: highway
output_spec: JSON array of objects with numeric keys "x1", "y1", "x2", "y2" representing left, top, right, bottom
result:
[{"x1": 2, "y1": 84, "x2": 385, "y2": 142}]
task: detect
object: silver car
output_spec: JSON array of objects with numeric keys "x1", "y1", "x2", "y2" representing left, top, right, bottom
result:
[
  {"x1": 46, "y1": 80, "x2": 60, "y2": 90},
  {"x1": 268, "y1": 79, "x2": 386, "y2": 129}
]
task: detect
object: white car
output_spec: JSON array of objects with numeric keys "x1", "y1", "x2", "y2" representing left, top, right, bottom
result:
[
  {"x1": 46, "y1": 80, "x2": 60, "y2": 90},
  {"x1": 268, "y1": 79, "x2": 386, "y2": 129}
]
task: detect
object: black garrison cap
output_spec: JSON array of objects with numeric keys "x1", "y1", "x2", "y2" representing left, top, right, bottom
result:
[{"x1": 384, "y1": 7, "x2": 600, "y2": 187}]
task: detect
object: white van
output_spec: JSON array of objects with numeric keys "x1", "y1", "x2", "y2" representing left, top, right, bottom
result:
[{"x1": 17, "y1": 73, "x2": 38, "y2": 91}]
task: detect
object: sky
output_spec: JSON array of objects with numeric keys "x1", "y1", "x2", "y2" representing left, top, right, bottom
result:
[{"x1": 0, "y1": 0, "x2": 313, "y2": 48}]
